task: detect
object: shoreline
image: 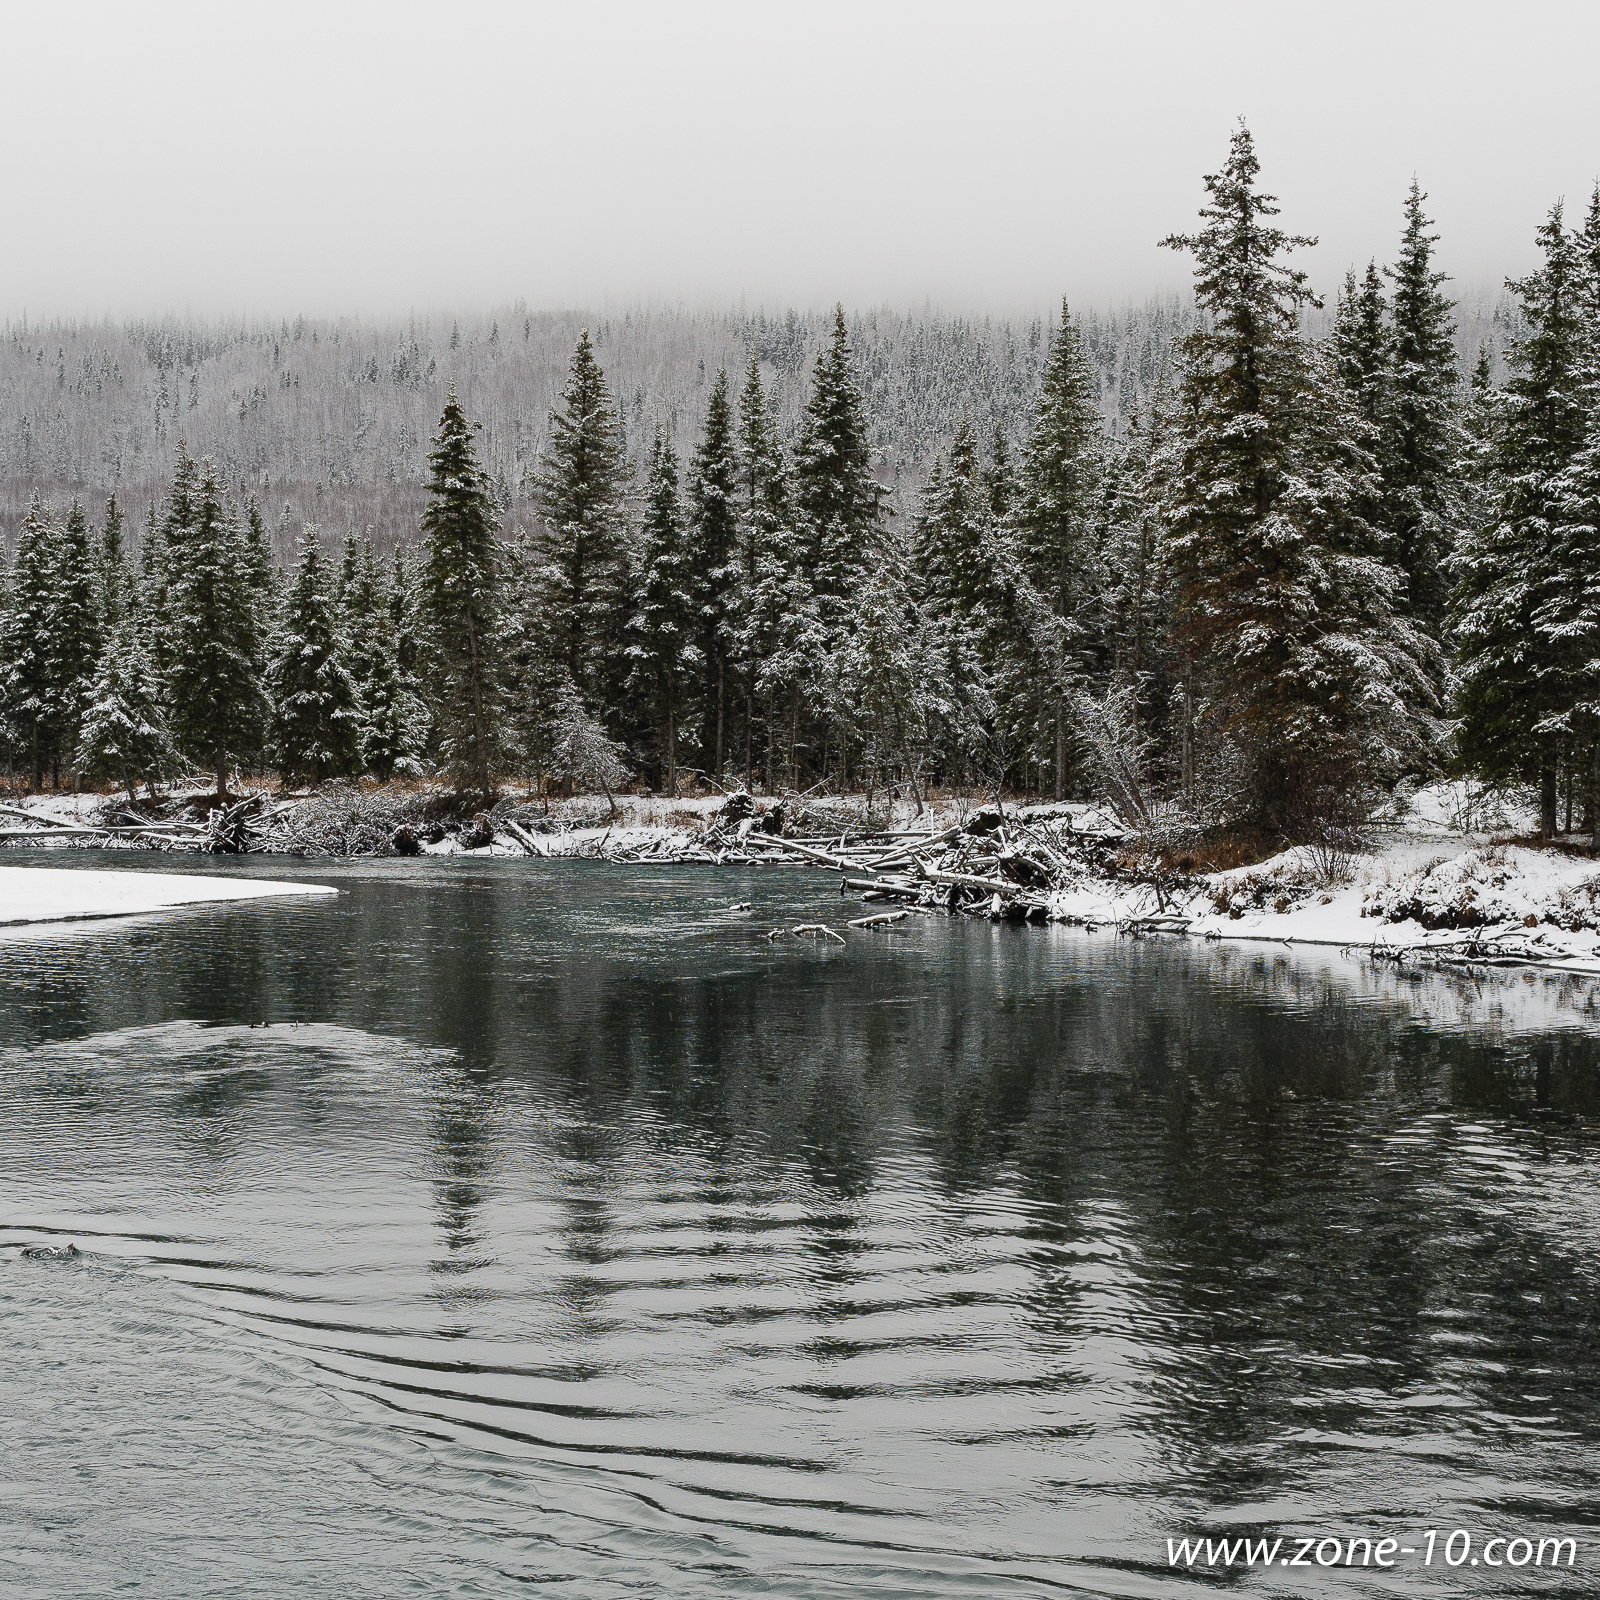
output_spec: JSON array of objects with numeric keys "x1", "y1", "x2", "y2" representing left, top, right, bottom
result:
[{"x1": 4, "y1": 785, "x2": 1598, "y2": 973}]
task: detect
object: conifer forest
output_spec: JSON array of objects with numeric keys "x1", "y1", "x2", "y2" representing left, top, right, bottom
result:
[{"x1": 4, "y1": 124, "x2": 1596, "y2": 840}]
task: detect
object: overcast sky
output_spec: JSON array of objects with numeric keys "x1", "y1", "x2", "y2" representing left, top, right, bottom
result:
[{"x1": 1, "y1": 0, "x2": 1596, "y2": 321}]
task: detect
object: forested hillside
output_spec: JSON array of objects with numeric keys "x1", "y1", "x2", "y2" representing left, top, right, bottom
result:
[
  {"x1": 0, "y1": 293, "x2": 1514, "y2": 561},
  {"x1": 3, "y1": 125, "x2": 1590, "y2": 848}
]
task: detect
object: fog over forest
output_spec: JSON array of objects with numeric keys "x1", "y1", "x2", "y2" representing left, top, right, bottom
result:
[{"x1": 0, "y1": 290, "x2": 1518, "y2": 562}]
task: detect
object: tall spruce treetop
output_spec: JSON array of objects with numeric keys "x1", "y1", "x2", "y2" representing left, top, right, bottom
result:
[
  {"x1": 1452, "y1": 203, "x2": 1592, "y2": 815},
  {"x1": 2, "y1": 497, "x2": 59, "y2": 787},
  {"x1": 625, "y1": 430, "x2": 699, "y2": 790},
  {"x1": 1333, "y1": 263, "x2": 1391, "y2": 431},
  {"x1": 1501, "y1": 202, "x2": 1588, "y2": 475},
  {"x1": 1018, "y1": 300, "x2": 1103, "y2": 626},
  {"x1": 687, "y1": 366, "x2": 738, "y2": 772},
  {"x1": 533, "y1": 330, "x2": 629, "y2": 698},
  {"x1": 793, "y1": 307, "x2": 884, "y2": 612},
  {"x1": 1160, "y1": 122, "x2": 1319, "y2": 510},
  {"x1": 420, "y1": 388, "x2": 505, "y2": 797},
  {"x1": 52, "y1": 498, "x2": 102, "y2": 767},
  {"x1": 1162, "y1": 124, "x2": 1433, "y2": 826},
  {"x1": 1384, "y1": 180, "x2": 1460, "y2": 625},
  {"x1": 1575, "y1": 183, "x2": 1600, "y2": 358},
  {"x1": 165, "y1": 462, "x2": 266, "y2": 797}
]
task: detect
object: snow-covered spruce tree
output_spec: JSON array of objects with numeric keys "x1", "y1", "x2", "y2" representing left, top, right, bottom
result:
[
  {"x1": 1384, "y1": 181, "x2": 1461, "y2": 629},
  {"x1": 419, "y1": 389, "x2": 506, "y2": 799},
  {"x1": 533, "y1": 331, "x2": 630, "y2": 706},
  {"x1": 50, "y1": 499, "x2": 102, "y2": 784},
  {"x1": 793, "y1": 307, "x2": 886, "y2": 647},
  {"x1": 837, "y1": 523, "x2": 935, "y2": 816},
  {"x1": 1093, "y1": 399, "x2": 1180, "y2": 790},
  {"x1": 243, "y1": 494, "x2": 280, "y2": 610},
  {"x1": 1016, "y1": 300, "x2": 1104, "y2": 797},
  {"x1": 1452, "y1": 202, "x2": 1590, "y2": 833},
  {"x1": 98, "y1": 496, "x2": 131, "y2": 631},
  {"x1": 1, "y1": 497, "x2": 61, "y2": 788},
  {"x1": 730, "y1": 358, "x2": 809, "y2": 789},
  {"x1": 687, "y1": 367, "x2": 738, "y2": 777},
  {"x1": 625, "y1": 431, "x2": 699, "y2": 792},
  {"x1": 356, "y1": 614, "x2": 427, "y2": 783},
  {"x1": 1161, "y1": 124, "x2": 1435, "y2": 833},
  {"x1": 1333, "y1": 264, "x2": 1392, "y2": 435},
  {"x1": 546, "y1": 679, "x2": 629, "y2": 816},
  {"x1": 269, "y1": 526, "x2": 361, "y2": 786},
  {"x1": 165, "y1": 462, "x2": 268, "y2": 798},
  {"x1": 912, "y1": 422, "x2": 1002, "y2": 778},
  {"x1": 75, "y1": 621, "x2": 177, "y2": 804}
]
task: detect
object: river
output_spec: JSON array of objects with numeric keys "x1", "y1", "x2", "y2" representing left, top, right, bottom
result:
[{"x1": 2, "y1": 854, "x2": 1597, "y2": 1596}]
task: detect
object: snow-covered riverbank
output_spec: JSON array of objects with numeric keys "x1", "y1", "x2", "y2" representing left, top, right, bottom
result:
[{"x1": 0, "y1": 866, "x2": 336, "y2": 927}]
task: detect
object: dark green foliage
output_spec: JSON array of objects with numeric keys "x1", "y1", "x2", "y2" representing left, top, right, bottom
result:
[
  {"x1": 687, "y1": 368, "x2": 738, "y2": 775},
  {"x1": 625, "y1": 432, "x2": 699, "y2": 790},
  {"x1": 533, "y1": 331, "x2": 630, "y2": 703},
  {"x1": 165, "y1": 459, "x2": 268, "y2": 796},
  {"x1": 794, "y1": 307, "x2": 885, "y2": 625},
  {"x1": 270, "y1": 527, "x2": 361, "y2": 785},
  {"x1": 1162, "y1": 124, "x2": 1433, "y2": 830},
  {"x1": 99, "y1": 496, "x2": 130, "y2": 630},
  {"x1": 51, "y1": 499, "x2": 102, "y2": 778},
  {"x1": 1384, "y1": 182, "x2": 1461, "y2": 625},
  {"x1": 2, "y1": 499, "x2": 61, "y2": 787},
  {"x1": 419, "y1": 389, "x2": 506, "y2": 798},
  {"x1": 75, "y1": 619, "x2": 176, "y2": 803}
]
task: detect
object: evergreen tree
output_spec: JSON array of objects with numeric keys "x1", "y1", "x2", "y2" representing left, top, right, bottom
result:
[
  {"x1": 1016, "y1": 299, "x2": 1104, "y2": 796},
  {"x1": 1333, "y1": 263, "x2": 1391, "y2": 432},
  {"x1": 75, "y1": 620, "x2": 177, "y2": 804},
  {"x1": 50, "y1": 498, "x2": 102, "y2": 782},
  {"x1": 270, "y1": 526, "x2": 361, "y2": 785},
  {"x1": 533, "y1": 330, "x2": 629, "y2": 704},
  {"x1": 99, "y1": 496, "x2": 130, "y2": 630},
  {"x1": 912, "y1": 422, "x2": 1004, "y2": 773},
  {"x1": 1385, "y1": 180, "x2": 1461, "y2": 626},
  {"x1": 357, "y1": 613, "x2": 427, "y2": 783},
  {"x1": 2, "y1": 498, "x2": 60, "y2": 788},
  {"x1": 687, "y1": 367, "x2": 738, "y2": 777},
  {"x1": 242, "y1": 493, "x2": 280, "y2": 608},
  {"x1": 793, "y1": 307, "x2": 885, "y2": 632},
  {"x1": 624, "y1": 431, "x2": 699, "y2": 791},
  {"x1": 1454, "y1": 203, "x2": 1592, "y2": 832},
  {"x1": 1162, "y1": 124, "x2": 1433, "y2": 829},
  {"x1": 838, "y1": 524, "x2": 934, "y2": 815},
  {"x1": 730, "y1": 359, "x2": 808, "y2": 788},
  {"x1": 165, "y1": 460, "x2": 267, "y2": 797},
  {"x1": 419, "y1": 389, "x2": 506, "y2": 797}
]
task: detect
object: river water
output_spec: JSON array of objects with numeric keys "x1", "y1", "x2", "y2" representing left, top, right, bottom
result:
[{"x1": 2, "y1": 854, "x2": 1598, "y2": 1597}]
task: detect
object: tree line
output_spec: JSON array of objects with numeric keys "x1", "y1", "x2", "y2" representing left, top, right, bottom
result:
[{"x1": 4, "y1": 124, "x2": 1597, "y2": 838}]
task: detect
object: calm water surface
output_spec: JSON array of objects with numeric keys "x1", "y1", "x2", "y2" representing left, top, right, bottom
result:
[{"x1": 2, "y1": 854, "x2": 1599, "y2": 1597}]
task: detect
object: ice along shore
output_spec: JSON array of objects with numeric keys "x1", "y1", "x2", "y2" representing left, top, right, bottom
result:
[{"x1": 0, "y1": 866, "x2": 336, "y2": 927}]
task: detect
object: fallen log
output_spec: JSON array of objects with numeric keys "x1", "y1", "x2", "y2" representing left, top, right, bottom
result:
[
  {"x1": 745, "y1": 835, "x2": 859, "y2": 870},
  {"x1": 848, "y1": 909, "x2": 909, "y2": 929},
  {"x1": 502, "y1": 818, "x2": 548, "y2": 857}
]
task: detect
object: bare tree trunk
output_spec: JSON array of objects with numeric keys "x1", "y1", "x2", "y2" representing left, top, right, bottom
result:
[
  {"x1": 666, "y1": 696, "x2": 677, "y2": 797},
  {"x1": 1054, "y1": 703, "x2": 1065, "y2": 802},
  {"x1": 745, "y1": 689, "x2": 754, "y2": 793},
  {"x1": 1182, "y1": 669, "x2": 1195, "y2": 794},
  {"x1": 1540, "y1": 763, "x2": 1558, "y2": 840},
  {"x1": 1590, "y1": 742, "x2": 1599, "y2": 851},
  {"x1": 714, "y1": 656, "x2": 725, "y2": 784}
]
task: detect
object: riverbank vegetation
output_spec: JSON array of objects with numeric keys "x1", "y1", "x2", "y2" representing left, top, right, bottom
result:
[{"x1": 3, "y1": 126, "x2": 1599, "y2": 860}]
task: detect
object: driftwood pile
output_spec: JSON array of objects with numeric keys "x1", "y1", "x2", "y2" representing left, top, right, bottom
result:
[{"x1": 647, "y1": 794, "x2": 1148, "y2": 925}]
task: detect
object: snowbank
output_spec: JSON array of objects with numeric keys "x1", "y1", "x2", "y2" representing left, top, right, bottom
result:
[{"x1": 0, "y1": 867, "x2": 336, "y2": 927}]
